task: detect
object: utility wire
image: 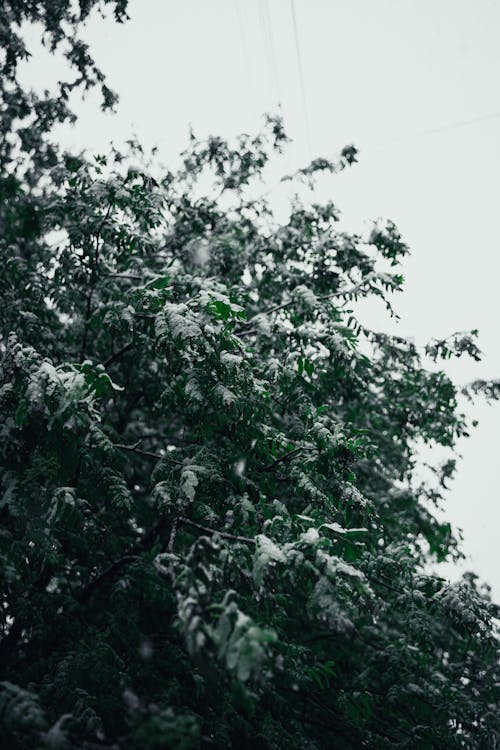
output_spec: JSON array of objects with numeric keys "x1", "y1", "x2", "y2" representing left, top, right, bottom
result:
[
  {"x1": 255, "y1": 106, "x2": 500, "y2": 201},
  {"x1": 258, "y1": 0, "x2": 274, "y2": 105},
  {"x1": 363, "y1": 109, "x2": 500, "y2": 151},
  {"x1": 289, "y1": 0, "x2": 312, "y2": 160},
  {"x1": 263, "y1": 0, "x2": 281, "y2": 105},
  {"x1": 316, "y1": 108, "x2": 500, "y2": 167},
  {"x1": 259, "y1": 0, "x2": 280, "y2": 107},
  {"x1": 235, "y1": 0, "x2": 253, "y2": 94}
]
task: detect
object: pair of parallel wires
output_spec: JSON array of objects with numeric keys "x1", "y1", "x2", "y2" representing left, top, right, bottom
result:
[
  {"x1": 235, "y1": 0, "x2": 310, "y2": 161},
  {"x1": 235, "y1": 0, "x2": 500, "y2": 162},
  {"x1": 235, "y1": 0, "x2": 281, "y2": 111}
]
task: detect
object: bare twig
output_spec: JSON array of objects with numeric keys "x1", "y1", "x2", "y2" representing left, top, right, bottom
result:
[
  {"x1": 236, "y1": 328, "x2": 258, "y2": 337},
  {"x1": 78, "y1": 518, "x2": 168, "y2": 602},
  {"x1": 178, "y1": 517, "x2": 255, "y2": 546},
  {"x1": 317, "y1": 272, "x2": 377, "y2": 301},
  {"x1": 79, "y1": 516, "x2": 254, "y2": 605},
  {"x1": 103, "y1": 342, "x2": 134, "y2": 367},
  {"x1": 133, "y1": 312, "x2": 156, "y2": 320},
  {"x1": 240, "y1": 272, "x2": 378, "y2": 329},
  {"x1": 77, "y1": 555, "x2": 138, "y2": 602},
  {"x1": 244, "y1": 299, "x2": 295, "y2": 326},
  {"x1": 260, "y1": 446, "x2": 316, "y2": 472},
  {"x1": 104, "y1": 273, "x2": 144, "y2": 280},
  {"x1": 114, "y1": 442, "x2": 183, "y2": 466}
]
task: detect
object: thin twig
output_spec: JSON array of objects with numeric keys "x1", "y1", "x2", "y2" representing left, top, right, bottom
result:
[
  {"x1": 178, "y1": 517, "x2": 255, "y2": 546},
  {"x1": 77, "y1": 555, "x2": 138, "y2": 602},
  {"x1": 103, "y1": 342, "x2": 134, "y2": 367},
  {"x1": 79, "y1": 204, "x2": 113, "y2": 362},
  {"x1": 236, "y1": 328, "x2": 258, "y2": 337},
  {"x1": 104, "y1": 273, "x2": 144, "y2": 280},
  {"x1": 78, "y1": 518, "x2": 168, "y2": 602},
  {"x1": 260, "y1": 446, "x2": 315, "y2": 472},
  {"x1": 77, "y1": 516, "x2": 255, "y2": 603},
  {"x1": 133, "y1": 312, "x2": 156, "y2": 320},
  {"x1": 114, "y1": 442, "x2": 183, "y2": 466},
  {"x1": 168, "y1": 516, "x2": 180, "y2": 553},
  {"x1": 244, "y1": 299, "x2": 295, "y2": 326},
  {"x1": 241, "y1": 272, "x2": 378, "y2": 328},
  {"x1": 317, "y1": 272, "x2": 377, "y2": 301}
]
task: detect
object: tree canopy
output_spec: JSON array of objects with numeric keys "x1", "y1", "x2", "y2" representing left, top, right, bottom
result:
[{"x1": 1, "y1": 4, "x2": 499, "y2": 749}]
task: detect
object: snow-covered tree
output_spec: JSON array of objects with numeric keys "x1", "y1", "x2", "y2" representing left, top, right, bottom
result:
[{"x1": 1, "y1": 3, "x2": 499, "y2": 748}]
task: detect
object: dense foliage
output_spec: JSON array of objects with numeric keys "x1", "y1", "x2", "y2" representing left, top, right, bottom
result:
[{"x1": 1, "y1": 3, "x2": 499, "y2": 748}]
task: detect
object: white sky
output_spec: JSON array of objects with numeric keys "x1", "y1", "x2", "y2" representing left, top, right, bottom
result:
[{"x1": 20, "y1": 0, "x2": 500, "y2": 597}]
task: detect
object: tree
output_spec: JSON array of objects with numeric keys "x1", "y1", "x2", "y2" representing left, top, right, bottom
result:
[{"x1": 1, "y1": 4, "x2": 499, "y2": 749}]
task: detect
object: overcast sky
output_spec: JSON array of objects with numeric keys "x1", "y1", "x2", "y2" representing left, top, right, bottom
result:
[{"x1": 21, "y1": 0, "x2": 500, "y2": 597}]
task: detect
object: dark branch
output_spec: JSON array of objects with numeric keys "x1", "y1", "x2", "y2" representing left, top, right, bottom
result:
[
  {"x1": 103, "y1": 341, "x2": 134, "y2": 367},
  {"x1": 78, "y1": 518, "x2": 168, "y2": 603},
  {"x1": 114, "y1": 442, "x2": 183, "y2": 465},
  {"x1": 178, "y1": 517, "x2": 255, "y2": 545},
  {"x1": 260, "y1": 446, "x2": 315, "y2": 472},
  {"x1": 79, "y1": 203, "x2": 113, "y2": 362},
  {"x1": 77, "y1": 555, "x2": 138, "y2": 602},
  {"x1": 240, "y1": 273, "x2": 378, "y2": 330}
]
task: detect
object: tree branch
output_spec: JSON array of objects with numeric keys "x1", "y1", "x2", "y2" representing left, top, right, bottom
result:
[
  {"x1": 77, "y1": 555, "x2": 139, "y2": 602},
  {"x1": 317, "y1": 271, "x2": 377, "y2": 301},
  {"x1": 77, "y1": 515, "x2": 254, "y2": 604},
  {"x1": 79, "y1": 203, "x2": 113, "y2": 362},
  {"x1": 259, "y1": 446, "x2": 316, "y2": 472},
  {"x1": 78, "y1": 518, "x2": 168, "y2": 603},
  {"x1": 104, "y1": 273, "x2": 144, "y2": 280},
  {"x1": 114, "y1": 442, "x2": 183, "y2": 465},
  {"x1": 178, "y1": 517, "x2": 255, "y2": 546},
  {"x1": 168, "y1": 515, "x2": 180, "y2": 553},
  {"x1": 103, "y1": 341, "x2": 134, "y2": 367},
  {"x1": 241, "y1": 272, "x2": 378, "y2": 328}
]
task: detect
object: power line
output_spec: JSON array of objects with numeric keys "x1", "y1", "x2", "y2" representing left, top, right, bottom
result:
[
  {"x1": 258, "y1": 0, "x2": 274, "y2": 105},
  {"x1": 256, "y1": 106, "x2": 500, "y2": 201},
  {"x1": 235, "y1": 0, "x2": 253, "y2": 94},
  {"x1": 318, "y1": 108, "x2": 500, "y2": 167},
  {"x1": 259, "y1": 0, "x2": 280, "y2": 107},
  {"x1": 364, "y1": 109, "x2": 500, "y2": 151},
  {"x1": 289, "y1": 0, "x2": 312, "y2": 160},
  {"x1": 263, "y1": 0, "x2": 281, "y2": 105}
]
